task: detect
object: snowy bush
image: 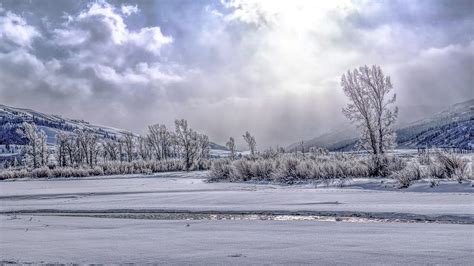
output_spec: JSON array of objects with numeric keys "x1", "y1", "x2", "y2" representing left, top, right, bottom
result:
[
  {"x1": 392, "y1": 162, "x2": 425, "y2": 188},
  {"x1": 31, "y1": 167, "x2": 52, "y2": 178},
  {"x1": 431, "y1": 152, "x2": 470, "y2": 182},
  {"x1": 365, "y1": 155, "x2": 406, "y2": 177},
  {"x1": 0, "y1": 169, "x2": 28, "y2": 179},
  {"x1": 209, "y1": 153, "x2": 372, "y2": 184},
  {"x1": 0, "y1": 157, "x2": 209, "y2": 179},
  {"x1": 210, "y1": 159, "x2": 234, "y2": 181},
  {"x1": 231, "y1": 159, "x2": 254, "y2": 181},
  {"x1": 417, "y1": 151, "x2": 432, "y2": 165},
  {"x1": 251, "y1": 159, "x2": 274, "y2": 180}
]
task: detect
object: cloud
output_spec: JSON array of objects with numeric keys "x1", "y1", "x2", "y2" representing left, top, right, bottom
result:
[
  {"x1": 121, "y1": 4, "x2": 138, "y2": 16},
  {"x1": 54, "y1": 2, "x2": 172, "y2": 53},
  {"x1": 394, "y1": 41, "x2": 474, "y2": 106},
  {"x1": 0, "y1": 0, "x2": 472, "y2": 148},
  {"x1": 128, "y1": 27, "x2": 173, "y2": 55},
  {"x1": 0, "y1": 11, "x2": 40, "y2": 50}
]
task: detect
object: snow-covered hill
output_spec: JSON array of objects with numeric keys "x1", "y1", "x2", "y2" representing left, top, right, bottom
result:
[
  {"x1": 0, "y1": 104, "x2": 228, "y2": 150},
  {"x1": 396, "y1": 99, "x2": 473, "y2": 149},
  {"x1": 287, "y1": 99, "x2": 474, "y2": 151},
  {"x1": 0, "y1": 104, "x2": 130, "y2": 146}
]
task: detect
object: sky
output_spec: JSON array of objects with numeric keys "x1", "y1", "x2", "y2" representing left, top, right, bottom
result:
[{"x1": 0, "y1": 0, "x2": 473, "y2": 148}]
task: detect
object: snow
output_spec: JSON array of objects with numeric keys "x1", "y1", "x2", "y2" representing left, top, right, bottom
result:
[
  {"x1": 1, "y1": 172, "x2": 473, "y2": 217},
  {"x1": 1, "y1": 172, "x2": 473, "y2": 264},
  {"x1": 1, "y1": 215, "x2": 473, "y2": 264}
]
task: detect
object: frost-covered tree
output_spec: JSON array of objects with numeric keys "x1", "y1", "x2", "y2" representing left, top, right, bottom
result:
[
  {"x1": 56, "y1": 131, "x2": 70, "y2": 167},
  {"x1": 75, "y1": 129, "x2": 99, "y2": 167},
  {"x1": 198, "y1": 134, "x2": 210, "y2": 160},
  {"x1": 37, "y1": 130, "x2": 48, "y2": 166},
  {"x1": 175, "y1": 119, "x2": 210, "y2": 170},
  {"x1": 122, "y1": 132, "x2": 135, "y2": 162},
  {"x1": 341, "y1": 69, "x2": 378, "y2": 155},
  {"x1": 103, "y1": 138, "x2": 120, "y2": 161},
  {"x1": 137, "y1": 136, "x2": 152, "y2": 160},
  {"x1": 65, "y1": 135, "x2": 77, "y2": 166},
  {"x1": 358, "y1": 65, "x2": 398, "y2": 153},
  {"x1": 226, "y1": 137, "x2": 236, "y2": 160},
  {"x1": 147, "y1": 124, "x2": 172, "y2": 160},
  {"x1": 242, "y1": 131, "x2": 256, "y2": 155},
  {"x1": 175, "y1": 119, "x2": 200, "y2": 170},
  {"x1": 341, "y1": 65, "x2": 398, "y2": 175},
  {"x1": 19, "y1": 122, "x2": 48, "y2": 168}
]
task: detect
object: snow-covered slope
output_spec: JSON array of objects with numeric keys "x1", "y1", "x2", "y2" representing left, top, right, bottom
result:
[
  {"x1": 0, "y1": 104, "x2": 129, "y2": 145},
  {"x1": 287, "y1": 99, "x2": 474, "y2": 151},
  {"x1": 0, "y1": 104, "x2": 228, "y2": 151},
  {"x1": 396, "y1": 99, "x2": 473, "y2": 149}
]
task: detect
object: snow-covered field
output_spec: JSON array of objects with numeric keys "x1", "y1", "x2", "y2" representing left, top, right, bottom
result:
[
  {"x1": 1, "y1": 171, "x2": 473, "y2": 264},
  {"x1": 2, "y1": 215, "x2": 472, "y2": 265}
]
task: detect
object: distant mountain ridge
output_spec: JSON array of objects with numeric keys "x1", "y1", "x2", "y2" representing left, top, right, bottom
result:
[
  {"x1": 0, "y1": 104, "x2": 228, "y2": 150},
  {"x1": 287, "y1": 99, "x2": 474, "y2": 151},
  {"x1": 396, "y1": 99, "x2": 473, "y2": 149}
]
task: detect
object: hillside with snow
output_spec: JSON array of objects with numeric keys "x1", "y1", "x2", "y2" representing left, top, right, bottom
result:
[
  {"x1": 0, "y1": 104, "x2": 227, "y2": 151},
  {"x1": 0, "y1": 104, "x2": 131, "y2": 146},
  {"x1": 287, "y1": 99, "x2": 474, "y2": 151}
]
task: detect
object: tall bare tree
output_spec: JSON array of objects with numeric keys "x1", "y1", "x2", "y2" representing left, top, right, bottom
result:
[
  {"x1": 147, "y1": 124, "x2": 172, "y2": 160},
  {"x1": 103, "y1": 138, "x2": 120, "y2": 161},
  {"x1": 341, "y1": 65, "x2": 397, "y2": 174},
  {"x1": 198, "y1": 134, "x2": 210, "y2": 160},
  {"x1": 75, "y1": 129, "x2": 99, "y2": 167},
  {"x1": 122, "y1": 132, "x2": 135, "y2": 162},
  {"x1": 175, "y1": 119, "x2": 200, "y2": 170},
  {"x1": 242, "y1": 131, "x2": 256, "y2": 155},
  {"x1": 226, "y1": 137, "x2": 236, "y2": 160},
  {"x1": 56, "y1": 131, "x2": 69, "y2": 167},
  {"x1": 358, "y1": 65, "x2": 398, "y2": 154},
  {"x1": 19, "y1": 122, "x2": 47, "y2": 168},
  {"x1": 137, "y1": 136, "x2": 151, "y2": 160}
]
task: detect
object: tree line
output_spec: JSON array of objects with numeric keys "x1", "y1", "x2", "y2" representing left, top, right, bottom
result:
[{"x1": 19, "y1": 119, "x2": 210, "y2": 171}]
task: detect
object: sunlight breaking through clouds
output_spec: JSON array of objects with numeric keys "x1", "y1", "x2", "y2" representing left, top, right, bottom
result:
[{"x1": 0, "y1": 0, "x2": 472, "y2": 148}]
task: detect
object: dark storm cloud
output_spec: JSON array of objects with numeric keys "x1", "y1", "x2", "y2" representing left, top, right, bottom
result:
[{"x1": 0, "y1": 0, "x2": 472, "y2": 148}]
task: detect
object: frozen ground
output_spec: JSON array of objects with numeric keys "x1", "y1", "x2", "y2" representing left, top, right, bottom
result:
[
  {"x1": 1, "y1": 172, "x2": 472, "y2": 217},
  {"x1": 1, "y1": 215, "x2": 473, "y2": 265},
  {"x1": 1, "y1": 171, "x2": 473, "y2": 264}
]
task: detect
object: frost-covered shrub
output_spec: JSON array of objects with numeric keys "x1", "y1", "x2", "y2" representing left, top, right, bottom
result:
[
  {"x1": 75, "y1": 167, "x2": 91, "y2": 177},
  {"x1": 31, "y1": 167, "x2": 52, "y2": 178},
  {"x1": 208, "y1": 153, "x2": 376, "y2": 184},
  {"x1": 380, "y1": 155, "x2": 406, "y2": 176},
  {"x1": 392, "y1": 163, "x2": 425, "y2": 188},
  {"x1": 51, "y1": 167, "x2": 74, "y2": 178},
  {"x1": 272, "y1": 156, "x2": 300, "y2": 183},
  {"x1": 428, "y1": 164, "x2": 445, "y2": 179},
  {"x1": 231, "y1": 159, "x2": 254, "y2": 181},
  {"x1": 432, "y1": 152, "x2": 470, "y2": 182},
  {"x1": 0, "y1": 156, "x2": 207, "y2": 179},
  {"x1": 363, "y1": 155, "x2": 406, "y2": 177},
  {"x1": 0, "y1": 169, "x2": 28, "y2": 179},
  {"x1": 194, "y1": 159, "x2": 211, "y2": 171},
  {"x1": 295, "y1": 160, "x2": 315, "y2": 180},
  {"x1": 417, "y1": 152, "x2": 432, "y2": 165},
  {"x1": 251, "y1": 159, "x2": 274, "y2": 180},
  {"x1": 261, "y1": 148, "x2": 279, "y2": 160},
  {"x1": 210, "y1": 159, "x2": 233, "y2": 181},
  {"x1": 91, "y1": 166, "x2": 104, "y2": 176}
]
